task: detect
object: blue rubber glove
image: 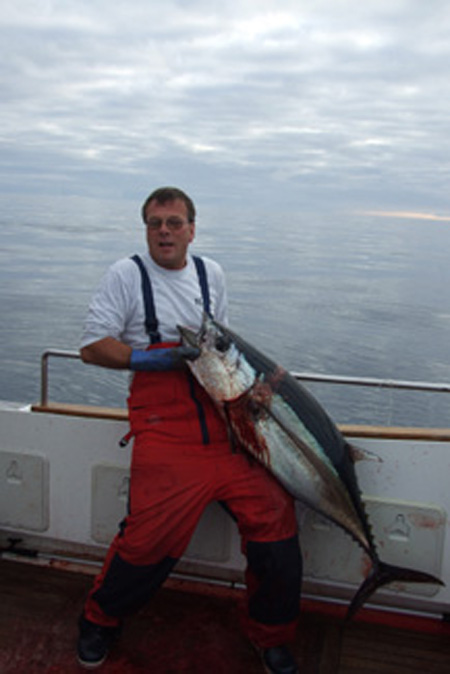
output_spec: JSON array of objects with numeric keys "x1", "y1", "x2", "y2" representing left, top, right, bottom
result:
[{"x1": 129, "y1": 346, "x2": 200, "y2": 371}]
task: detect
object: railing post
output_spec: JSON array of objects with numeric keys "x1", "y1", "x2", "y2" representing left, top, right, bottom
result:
[
  {"x1": 39, "y1": 350, "x2": 81, "y2": 406},
  {"x1": 41, "y1": 352, "x2": 49, "y2": 406}
]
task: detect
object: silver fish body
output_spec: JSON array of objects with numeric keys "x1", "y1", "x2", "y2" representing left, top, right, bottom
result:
[{"x1": 179, "y1": 314, "x2": 444, "y2": 618}]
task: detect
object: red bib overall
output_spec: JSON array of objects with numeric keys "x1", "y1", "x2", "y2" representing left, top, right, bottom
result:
[{"x1": 83, "y1": 257, "x2": 302, "y2": 648}]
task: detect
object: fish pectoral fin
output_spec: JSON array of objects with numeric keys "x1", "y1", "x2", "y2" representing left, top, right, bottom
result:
[
  {"x1": 348, "y1": 444, "x2": 383, "y2": 464},
  {"x1": 222, "y1": 402, "x2": 241, "y2": 453}
]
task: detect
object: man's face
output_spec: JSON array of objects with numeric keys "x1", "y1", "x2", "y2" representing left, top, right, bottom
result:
[{"x1": 144, "y1": 198, "x2": 195, "y2": 270}]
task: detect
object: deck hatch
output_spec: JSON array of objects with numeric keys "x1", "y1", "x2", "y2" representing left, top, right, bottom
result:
[
  {"x1": 301, "y1": 496, "x2": 446, "y2": 597},
  {"x1": 0, "y1": 451, "x2": 49, "y2": 532}
]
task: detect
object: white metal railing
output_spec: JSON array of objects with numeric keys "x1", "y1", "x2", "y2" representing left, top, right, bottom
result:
[
  {"x1": 290, "y1": 371, "x2": 450, "y2": 394},
  {"x1": 39, "y1": 349, "x2": 450, "y2": 407},
  {"x1": 40, "y1": 350, "x2": 80, "y2": 406}
]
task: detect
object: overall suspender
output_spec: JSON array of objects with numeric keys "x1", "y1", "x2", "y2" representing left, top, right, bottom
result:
[
  {"x1": 130, "y1": 254, "x2": 212, "y2": 445},
  {"x1": 193, "y1": 255, "x2": 211, "y2": 317},
  {"x1": 130, "y1": 255, "x2": 161, "y2": 344},
  {"x1": 130, "y1": 254, "x2": 211, "y2": 345}
]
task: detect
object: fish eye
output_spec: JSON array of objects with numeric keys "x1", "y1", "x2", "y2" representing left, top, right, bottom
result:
[{"x1": 215, "y1": 334, "x2": 231, "y2": 353}]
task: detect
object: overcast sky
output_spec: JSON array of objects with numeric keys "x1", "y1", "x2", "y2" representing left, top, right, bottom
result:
[{"x1": 2, "y1": 0, "x2": 450, "y2": 217}]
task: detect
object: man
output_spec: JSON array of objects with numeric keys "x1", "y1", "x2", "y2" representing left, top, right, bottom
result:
[{"x1": 78, "y1": 187, "x2": 302, "y2": 674}]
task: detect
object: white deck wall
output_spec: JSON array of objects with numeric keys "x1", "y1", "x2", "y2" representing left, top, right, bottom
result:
[{"x1": 0, "y1": 403, "x2": 449, "y2": 617}]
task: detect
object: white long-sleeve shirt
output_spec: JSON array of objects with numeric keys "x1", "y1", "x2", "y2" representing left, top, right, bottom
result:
[{"x1": 80, "y1": 251, "x2": 228, "y2": 349}]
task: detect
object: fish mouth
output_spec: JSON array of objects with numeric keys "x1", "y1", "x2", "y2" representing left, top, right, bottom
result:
[{"x1": 177, "y1": 324, "x2": 200, "y2": 348}]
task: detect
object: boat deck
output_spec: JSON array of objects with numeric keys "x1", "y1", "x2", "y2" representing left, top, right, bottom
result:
[{"x1": 1, "y1": 558, "x2": 449, "y2": 673}]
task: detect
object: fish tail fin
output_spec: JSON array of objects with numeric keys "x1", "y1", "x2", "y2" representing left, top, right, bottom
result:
[{"x1": 346, "y1": 560, "x2": 445, "y2": 620}]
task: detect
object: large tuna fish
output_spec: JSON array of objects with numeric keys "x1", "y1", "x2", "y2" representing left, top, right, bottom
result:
[{"x1": 178, "y1": 314, "x2": 444, "y2": 618}]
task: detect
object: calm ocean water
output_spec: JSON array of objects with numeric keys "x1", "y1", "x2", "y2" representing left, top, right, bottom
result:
[{"x1": 2, "y1": 194, "x2": 450, "y2": 427}]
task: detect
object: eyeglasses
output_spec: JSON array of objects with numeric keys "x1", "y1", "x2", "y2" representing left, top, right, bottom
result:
[{"x1": 145, "y1": 216, "x2": 190, "y2": 231}]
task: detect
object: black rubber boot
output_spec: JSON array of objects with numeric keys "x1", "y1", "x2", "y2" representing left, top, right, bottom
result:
[
  {"x1": 77, "y1": 615, "x2": 121, "y2": 669},
  {"x1": 260, "y1": 645, "x2": 299, "y2": 674}
]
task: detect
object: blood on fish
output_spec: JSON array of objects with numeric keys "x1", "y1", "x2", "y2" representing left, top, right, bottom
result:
[
  {"x1": 267, "y1": 366, "x2": 287, "y2": 390},
  {"x1": 249, "y1": 378, "x2": 274, "y2": 407},
  {"x1": 226, "y1": 393, "x2": 272, "y2": 467}
]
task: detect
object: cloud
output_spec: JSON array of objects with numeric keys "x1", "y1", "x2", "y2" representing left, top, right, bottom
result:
[{"x1": 1, "y1": 0, "x2": 450, "y2": 211}]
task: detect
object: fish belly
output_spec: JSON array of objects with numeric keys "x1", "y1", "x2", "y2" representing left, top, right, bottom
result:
[{"x1": 227, "y1": 394, "x2": 370, "y2": 552}]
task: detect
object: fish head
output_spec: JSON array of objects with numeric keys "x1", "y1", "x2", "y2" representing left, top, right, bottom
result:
[{"x1": 178, "y1": 313, "x2": 256, "y2": 402}]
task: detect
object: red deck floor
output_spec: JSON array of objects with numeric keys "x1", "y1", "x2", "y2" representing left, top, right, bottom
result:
[{"x1": 1, "y1": 558, "x2": 450, "y2": 673}]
